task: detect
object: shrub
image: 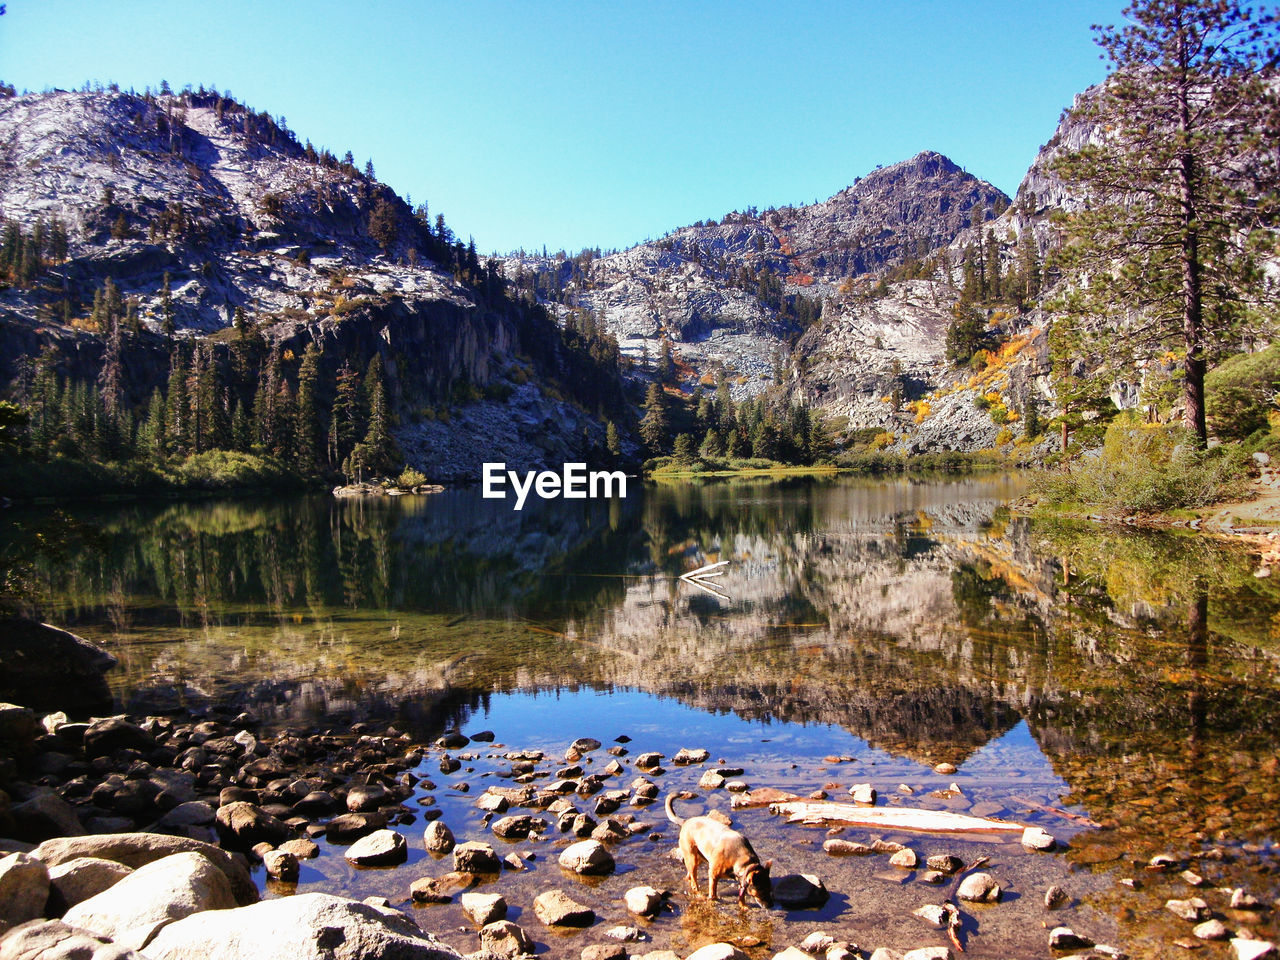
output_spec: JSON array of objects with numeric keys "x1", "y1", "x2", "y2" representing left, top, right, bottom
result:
[
  {"x1": 397, "y1": 467, "x2": 428, "y2": 488},
  {"x1": 1206, "y1": 345, "x2": 1280, "y2": 441},
  {"x1": 176, "y1": 450, "x2": 297, "y2": 491},
  {"x1": 1030, "y1": 414, "x2": 1252, "y2": 514}
]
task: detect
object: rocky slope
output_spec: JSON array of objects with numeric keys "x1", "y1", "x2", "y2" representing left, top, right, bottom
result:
[
  {"x1": 502, "y1": 152, "x2": 1008, "y2": 397},
  {"x1": 0, "y1": 87, "x2": 618, "y2": 480}
]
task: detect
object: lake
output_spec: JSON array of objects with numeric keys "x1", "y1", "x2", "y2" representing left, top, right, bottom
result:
[{"x1": 5, "y1": 475, "x2": 1279, "y2": 958}]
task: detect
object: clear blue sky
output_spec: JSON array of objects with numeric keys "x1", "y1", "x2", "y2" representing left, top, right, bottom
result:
[{"x1": 1, "y1": 1, "x2": 1122, "y2": 255}]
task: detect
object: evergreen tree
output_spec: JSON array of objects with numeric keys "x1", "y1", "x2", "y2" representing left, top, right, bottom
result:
[
  {"x1": 160, "y1": 273, "x2": 176, "y2": 336},
  {"x1": 329, "y1": 362, "x2": 361, "y2": 466},
  {"x1": 672, "y1": 432, "x2": 696, "y2": 464},
  {"x1": 656, "y1": 339, "x2": 675, "y2": 385},
  {"x1": 699, "y1": 427, "x2": 723, "y2": 459},
  {"x1": 639, "y1": 382, "x2": 669, "y2": 456},
  {"x1": 361, "y1": 354, "x2": 396, "y2": 475},
  {"x1": 605, "y1": 420, "x2": 621, "y2": 460},
  {"x1": 166, "y1": 349, "x2": 190, "y2": 457},
  {"x1": 294, "y1": 343, "x2": 323, "y2": 473},
  {"x1": 1052, "y1": 0, "x2": 1280, "y2": 445}
]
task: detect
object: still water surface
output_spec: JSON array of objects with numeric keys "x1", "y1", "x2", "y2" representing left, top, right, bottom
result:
[{"x1": 7, "y1": 475, "x2": 1280, "y2": 957}]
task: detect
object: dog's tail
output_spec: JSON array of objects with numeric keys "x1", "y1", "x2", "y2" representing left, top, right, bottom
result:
[{"x1": 664, "y1": 793, "x2": 687, "y2": 825}]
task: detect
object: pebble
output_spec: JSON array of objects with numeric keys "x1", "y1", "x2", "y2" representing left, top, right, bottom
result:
[
  {"x1": 625, "y1": 885, "x2": 665, "y2": 916},
  {"x1": 956, "y1": 871, "x2": 1001, "y2": 903},
  {"x1": 1167, "y1": 897, "x2": 1211, "y2": 922},
  {"x1": 933, "y1": 763, "x2": 957, "y2": 775},
  {"x1": 889, "y1": 848, "x2": 918, "y2": 869},
  {"x1": 1045, "y1": 885, "x2": 1069, "y2": 909},
  {"x1": 1049, "y1": 927, "x2": 1094, "y2": 950},
  {"x1": 1194, "y1": 919, "x2": 1230, "y2": 941}
]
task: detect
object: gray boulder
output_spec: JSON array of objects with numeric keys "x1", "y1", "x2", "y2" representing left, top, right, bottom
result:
[
  {"x1": 344, "y1": 829, "x2": 408, "y2": 867},
  {"x1": 772, "y1": 874, "x2": 829, "y2": 909},
  {"x1": 533, "y1": 889, "x2": 594, "y2": 927},
  {"x1": 0, "y1": 620, "x2": 116, "y2": 714},
  {"x1": 0, "y1": 852, "x2": 50, "y2": 933},
  {"x1": 31, "y1": 832, "x2": 257, "y2": 906},
  {"x1": 7, "y1": 792, "x2": 85, "y2": 843},
  {"x1": 558, "y1": 839, "x2": 615, "y2": 876},
  {"x1": 62, "y1": 851, "x2": 236, "y2": 951},
  {"x1": 453, "y1": 841, "x2": 500, "y2": 874},
  {"x1": 144, "y1": 892, "x2": 463, "y2": 960},
  {"x1": 0, "y1": 918, "x2": 145, "y2": 960},
  {"x1": 479, "y1": 919, "x2": 533, "y2": 958},
  {"x1": 214, "y1": 801, "x2": 291, "y2": 850},
  {"x1": 46, "y1": 856, "x2": 134, "y2": 912}
]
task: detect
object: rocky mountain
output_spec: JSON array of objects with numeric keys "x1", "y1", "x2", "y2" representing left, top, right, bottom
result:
[
  {"x1": 502, "y1": 152, "x2": 1009, "y2": 394},
  {"x1": 0, "y1": 86, "x2": 625, "y2": 480}
]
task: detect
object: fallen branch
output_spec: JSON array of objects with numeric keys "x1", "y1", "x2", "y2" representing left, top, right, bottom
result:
[{"x1": 768, "y1": 801, "x2": 1024, "y2": 834}]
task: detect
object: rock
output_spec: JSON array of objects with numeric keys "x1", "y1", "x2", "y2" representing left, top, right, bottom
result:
[
  {"x1": 559, "y1": 839, "x2": 615, "y2": 876},
  {"x1": 325, "y1": 812, "x2": 385, "y2": 843},
  {"x1": 0, "y1": 620, "x2": 116, "y2": 714},
  {"x1": 470, "y1": 730, "x2": 495, "y2": 742},
  {"x1": 604, "y1": 925, "x2": 644, "y2": 942},
  {"x1": 583, "y1": 946, "x2": 628, "y2": 960},
  {"x1": 63, "y1": 851, "x2": 237, "y2": 951},
  {"x1": 673, "y1": 748, "x2": 709, "y2": 765},
  {"x1": 492, "y1": 815, "x2": 540, "y2": 840},
  {"x1": 634, "y1": 753, "x2": 662, "y2": 769},
  {"x1": 698, "y1": 770, "x2": 725, "y2": 790},
  {"x1": 902, "y1": 949, "x2": 951, "y2": 960},
  {"x1": 1181, "y1": 870, "x2": 1207, "y2": 887},
  {"x1": 1194, "y1": 919, "x2": 1229, "y2": 940},
  {"x1": 956, "y1": 872, "x2": 1001, "y2": 903},
  {"x1": 933, "y1": 763, "x2": 957, "y2": 775},
  {"x1": 144, "y1": 891, "x2": 463, "y2": 960},
  {"x1": 724, "y1": 781, "x2": 748, "y2": 793},
  {"x1": 571, "y1": 738, "x2": 602, "y2": 753},
  {"x1": 477, "y1": 792, "x2": 510, "y2": 814},
  {"x1": 31, "y1": 833, "x2": 256, "y2": 906},
  {"x1": 291, "y1": 791, "x2": 338, "y2": 817},
  {"x1": 918, "y1": 870, "x2": 947, "y2": 885},
  {"x1": 625, "y1": 885, "x2": 664, "y2": 916},
  {"x1": 1045, "y1": 885, "x2": 1069, "y2": 909},
  {"x1": 925, "y1": 855, "x2": 963, "y2": 874},
  {"x1": 1231, "y1": 941, "x2": 1277, "y2": 960},
  {"x1": 889, "y1": 848, "x2": 918, "y2": 869},
  {"x1": 772, "y1": 949, "x2": 811, "y2": 960},
  {"x1": 772, "y1": 874, "x2": 829, "y2": 909},
  {"x1": 1021, "y1": 826, "x2": 1056, "y2": 851},
  {"x1": 214, "y1": 801, "x2": 290, "y2": 850},
  {"x1": 345, "y1": 782, "x2": 391, "y2": 812},
  {"x1": 0, "y1": 853, "x2": 50, "y2": 933},
  {"x1": 424, "y1": 820, "x2": 456, "y2": 853},
  {"x1": 83, "y1": 717, "x2": 157, "y2": 758},
  {"x1": 1232, "y1": 888, "x2": 1264, "y2": 910},
  {"x1": 534, "y1": 889, "x2": 594, "y2": 927},
  {"x1": 454, "y1": 841, "x2": 501, "y2": 874},
  {"x1": 264, "y1": 849, "x2": 300, "y2": 882},
  {"x1": 1049, "y1": 927, "x2": 1095, "y2": 950},
  {"x1": 462, "y1": 892, "x2": 507, "y2": 926},
  {"x1": 278, "y1": 838, "x2": 319, "y2": 859},
  {"x1": 685, "y1": 944, "x2": 747, "y2": 960},
  {"x1": 0, "y1": 918, "x2": 148, "y2": 960},
  {"x1": 591, "y1": 819, "x2": 628, "y2": 843},
  {"x1": 345, "y1": 829, "x2": 408, "y2": 867},
  {"x1": 800, "y1": 933, "x2": 834, "y2": 954},
  {"x1": 479, "y1": 919, "x2": 533, "y2": 958},
  {"x1": 410, "y1": 873, "x2": 470, "y2": 903},
  {"x1": 46, "y1": 856, "x2": 133, "y2": 912},
  {"x1": 437, "y1": 731, "x2": 470, "y2": 749},
  {"x1": 7, "y1": 792, "x2": 85, "y2": 842},
  {"x1": 1166, "y1": 897, "x2": 1210, "y2": 922},
  {"x1": 847, "y1": 783, "x2": 876, "y2": 804},
  {"x1": 0, "y1": 704, "x2": 40, "y2": 755},
  {"x1": 826, "y1": 945, "x2": 858, "y2": 960},
  {"x1": 823, "y1": 839, "x2": 870, "y2": 856},
  {"x1": 1149, "y1": 853, "x2": 1179, "y2": 870},
  {"x1": 913, "y1": 904, "x2": 950, "y2": 929},
  {"x1": 867, "y1": 951, "x2": 905, "y2": 960}
]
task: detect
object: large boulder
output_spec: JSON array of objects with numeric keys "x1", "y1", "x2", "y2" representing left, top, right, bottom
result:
[
  {"x1": 0, "y1": 620, "x2": 116, "y2": 714},
  {"x1": 214, "y1": 801, "x2": 291, "y2": 850},
  {"x1": 344, "y1": 829, "x2": 408, "y2": 867},
  {"x1": 479, "y1": 919, "x2": 533, "y2": 958},
  {"x1": 5, "y1": 791, "x2": 85, "y2": 843},
  {"x1": 0, "y1": 918, "x2": 147, "y2": 960},
  {"x1": 46, "y1": 856, "x2": 134, "y2": 912},
  {"x1": 62, "y1": 851, "x2": 236, "y2": 951},
  {"x1": 82, "y1": 718, "x2": 157, "y2": 759},
  {"x1": 452, "y1": 841, "x2": 500, "y2": 874},
  {"x1": 558, "y1": 839, "x2": 614, "y2": 876},
  {"x1": 0, "y1": 852, "x2": 50, "y2": 934},
  {"x1": 0, "y1": 704, "x2": 40, "y2": 757},
  {"x1": 31, "y1": 832, "x2": 257, "y2": 906},
  {"x1": 144, "y1": 892, "x2": 463, "y2": 960}
]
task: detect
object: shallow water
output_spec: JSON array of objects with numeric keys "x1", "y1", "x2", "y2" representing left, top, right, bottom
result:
[{"x1": 6, "y1": 475, "x2": 1279, "y2": 958}]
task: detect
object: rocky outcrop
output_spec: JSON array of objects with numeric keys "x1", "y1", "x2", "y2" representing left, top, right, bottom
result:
[
  {"x1": 142, "y1": 892, "x2": 463, "y2": 960},
  {"x1": 0, "y1": 621, "x2": 116, "y2": 715}
]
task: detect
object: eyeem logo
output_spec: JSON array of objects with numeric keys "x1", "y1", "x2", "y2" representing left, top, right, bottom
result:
[{"x1": 482, "y1": 462, "x2": 627, "y2": 511}]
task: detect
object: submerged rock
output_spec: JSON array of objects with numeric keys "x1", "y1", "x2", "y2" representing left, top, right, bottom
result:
[{"x1": 773, "y1": 874, "x2": 829, "y2": 909}]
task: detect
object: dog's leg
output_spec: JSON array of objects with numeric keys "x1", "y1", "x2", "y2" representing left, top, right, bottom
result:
[{"x1": 684, "y1": 847, "x2": 701, "y2": 897}]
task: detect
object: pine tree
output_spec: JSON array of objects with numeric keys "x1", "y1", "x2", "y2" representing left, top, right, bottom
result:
[
  {"x1": 294, "y1": 343, "x2": 322, "y2": 474},
  {"x1": 639, "y1": 382, "x2": 669, "y2": 456},
  {"x1": 362, "y1": 354, "x2": 396, "y2": 475},
  {"x1": 672, "y1": 433, "x2": 696, "y2": 464},
  {"x1": 699, "y1": 427, "x2": 723, "y2": 459},
  {"x1": 160, "y1": 273, "x2": 176, "y2": 336},
  {"x1": 329, "y1": 362, "x2": 361, "y2": 467},
  {"x1": 656, "y1": 340, "x2": 675, "y2": 385},
  {"x1": 605, "y1": 420, "x2": 621, "y2": 460},
  {"x1": 166, "y1": 349, "x2": 190, "y2": 457},
  {"x1": 1052, "y1": 0, "x2": 1280, "y2": 445}
]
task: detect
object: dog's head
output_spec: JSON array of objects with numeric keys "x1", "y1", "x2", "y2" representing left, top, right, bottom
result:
[{"x1": 740, "y1": 859, "x2": 773, "y2": 908}]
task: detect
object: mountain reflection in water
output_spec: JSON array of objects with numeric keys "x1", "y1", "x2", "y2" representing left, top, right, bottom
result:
[{"x1": 6, "y1": 474, "x2": 1279, "y2": 952}]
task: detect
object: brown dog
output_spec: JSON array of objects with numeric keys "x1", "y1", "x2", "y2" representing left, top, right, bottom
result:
[{"x1": 665, "y1": 794, "x2": 773, "y2": 907}]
